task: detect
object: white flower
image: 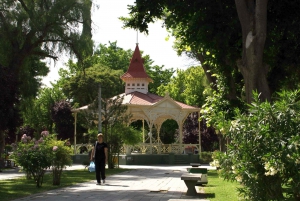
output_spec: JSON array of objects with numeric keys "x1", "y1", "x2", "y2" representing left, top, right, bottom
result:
[
  {"x1": 53, "y1": 146, "x2": 58, "y2": 152},
  {"x1": 235, "y1": 175, "x2": 242, "y2": 182}
]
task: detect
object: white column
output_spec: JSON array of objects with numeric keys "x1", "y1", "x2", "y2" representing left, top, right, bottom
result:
[{"x1": 179, "y1": 121, "x2": 183, "y2": 154}]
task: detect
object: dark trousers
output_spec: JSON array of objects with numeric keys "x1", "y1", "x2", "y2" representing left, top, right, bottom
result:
[{"x1": 95, "y1": 159, "x2": 106, "y2": 183}]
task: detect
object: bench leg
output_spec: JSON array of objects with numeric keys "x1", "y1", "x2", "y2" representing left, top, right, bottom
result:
[{"x1": 183, "y1": 180, "x2": 198, "y2": 196}]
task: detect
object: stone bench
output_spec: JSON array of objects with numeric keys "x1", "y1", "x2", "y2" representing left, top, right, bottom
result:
[
  {"x1": 187, "y1": 167, "x2": 208, "y2": 185},
  {"x1": 181, "y1": 173, "x2": 202, "y2": 196},
  {"x1": 190, "y1": 163, "x2": 201, "y2": 167},
  {"x1": 169, "y1": 199, "x2": 209, "y2": 201}
]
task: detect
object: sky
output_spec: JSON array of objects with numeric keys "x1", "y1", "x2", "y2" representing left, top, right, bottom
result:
[{"x1": 42, "y1": 0, "x2": 198, "y2": 87}]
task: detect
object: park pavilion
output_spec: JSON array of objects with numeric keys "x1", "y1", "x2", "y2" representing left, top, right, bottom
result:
[{"x1": 73, "y1": 44, "x2": 201, "y2": 165}]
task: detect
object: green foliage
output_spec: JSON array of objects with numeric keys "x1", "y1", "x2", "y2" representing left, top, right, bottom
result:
[
  {"x1": 199, "y1": 151, "x2": 213, "y2": 164},
  {"x1": 159, "y1": 119, "x2": 177, "y2": 144},
  {"x1": 11, "y1": 133, "x2": 53, "y2": 187},
  {"x1": 0, "y1": 0, "x2": 93, "y2": 162},
  {"x1": 91, "y1": 42, "x2": 133, "y2": 72},
  {"x1": 51, "y1": 100, "x2": 74, "y2": 141},
  {"x1": 147, "y1": 64, "x2": 175, "y2": 94},
  {"x1": 11, "y1": 131, "x2": 73, "y2": 187},
  {"x1": 45, "y1": 136, "x2": 73, "y2": 185},
  {"x1": 114, "y1": 124, "x2": 142, "y2": 145},
  {"x1": 107, "y1": 124, "x2": 141, "y2": 169},
  {"x1": 157, "y1": 66, "x2": 208, "y2": 107},
  {"x1": 62, "y1": 64, "x2": 124, "y2": 106},
  {"x1": 21, "y1": 87, "x2": 66, "y2": 135},
  {"x1": 122, "y1": 0, "x2": 300, "y2": 97},
  {"x1": 201, "y1": 73, "x2": 246, "y2": 132},
  {"x1": 216, "y1": 90, "x2": 300, "y2": 200}
]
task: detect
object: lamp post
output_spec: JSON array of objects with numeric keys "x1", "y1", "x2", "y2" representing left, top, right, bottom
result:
[{"x1": 98, "y1": 84, "x2": 102, "y2": 133}]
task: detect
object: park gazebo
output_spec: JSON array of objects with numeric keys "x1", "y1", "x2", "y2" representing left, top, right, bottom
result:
[{"x1": 73, "y1": 44, "x2": 201, "y2": 164}]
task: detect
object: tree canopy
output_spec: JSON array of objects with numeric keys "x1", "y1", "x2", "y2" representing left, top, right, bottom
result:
[
  {"x1": 121, "y1": 0, "x2": 300, "y2": 103},
  {"x1": 0, "y1": 0, "x2": 93, "y2": 167}
]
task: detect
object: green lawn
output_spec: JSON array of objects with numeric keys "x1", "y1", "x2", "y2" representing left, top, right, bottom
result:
[
  {"x1": 0, "y1": 168, "x2": 128, "y2": 201},
  {"x1": 200, "y1": 170, "x2": 295, "y2": 201},
  {"x1": 200, "y1": 170, "x2": 242, "y2": 201}
]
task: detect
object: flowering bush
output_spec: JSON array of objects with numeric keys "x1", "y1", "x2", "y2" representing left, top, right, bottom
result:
[
  {"x1": 11, "y1": 131, "x2": 73, "y2": 187},
  {"x1": 46, "y1": 136, "x2": 73, "y2": 185},
  {"x1": 11, "y1": 132, "x2": 52, "y2": 187},
  {"x1": 217, "y1": 90, "x2": 300, "y2": 200}
]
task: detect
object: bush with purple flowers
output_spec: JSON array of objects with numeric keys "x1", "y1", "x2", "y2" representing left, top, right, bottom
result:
[
  {"x1": 11, "y1": 131, "x2": 73, "y2": 187},
  {"x1": 11, "y1": 132, "x2": 52, "y2": 187}
]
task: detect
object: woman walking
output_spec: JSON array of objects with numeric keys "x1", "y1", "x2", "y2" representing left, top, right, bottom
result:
[{"x1": 91, "y1": 133, "x2": 108, "y2": 185}]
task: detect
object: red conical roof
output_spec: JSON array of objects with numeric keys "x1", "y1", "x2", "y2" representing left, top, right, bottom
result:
[{"x1": 121, "y1": 44, "x2": 153, "y2": 82}]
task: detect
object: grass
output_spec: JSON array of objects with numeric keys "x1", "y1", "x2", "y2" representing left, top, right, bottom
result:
[
  {"x1": 200, "y1": 170, "x2": 295, "y2": 201},
  {"x1": 0, "y1": 168, "x2": 129, "y2": 201},
  {"x1": 200, "y1": 170, "x2": 242, "y2": 201}
]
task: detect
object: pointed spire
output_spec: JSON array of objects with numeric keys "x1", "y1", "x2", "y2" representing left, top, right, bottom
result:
[{"x1": 120, "y1": 44, "x2": 153, "y2": 81}]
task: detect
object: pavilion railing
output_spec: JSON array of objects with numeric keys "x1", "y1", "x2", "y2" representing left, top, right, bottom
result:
[{"x1": 73, "y1": 143, "x2": 200, "y2": 155}]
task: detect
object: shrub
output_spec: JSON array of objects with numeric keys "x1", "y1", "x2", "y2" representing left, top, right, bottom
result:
[
  {"x1": 11, "y1": 132, "x2": 52, "y2": 187},
  {"x1": 200, "y1": 151, "x2": 213, "y2": 164},
  {"x1": 11, "y1": 131, "x2": 73, "y2": 187},
  {"x1": 218, "y1": 90, "x2": 300, "y2": 200}
]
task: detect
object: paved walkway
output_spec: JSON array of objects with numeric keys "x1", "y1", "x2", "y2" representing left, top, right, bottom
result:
[{"x1": 1, "y1": 165, "x2": 213, "y2": 201}]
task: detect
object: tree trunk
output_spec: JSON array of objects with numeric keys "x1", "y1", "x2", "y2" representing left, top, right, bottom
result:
[
  {"x1": 196, "y1": 53, "x2": 218, "y2": 92},
  {"x1": 235, "y1": 0, "x2": 271, "y2": 103},
  {"x1": 0, "y1": 131, "x2": 5, "y2": 169},
  {"x1": 52, "y1": 167, "x2": 63, "y2": 185}
]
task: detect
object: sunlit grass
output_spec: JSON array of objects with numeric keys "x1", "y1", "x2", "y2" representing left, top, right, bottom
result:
[
  {"x1": 201, "y1": 170, "x2": 295, "y2": 201},
  {"x1": 0, "y1": 168, "x2": 129, "y2": 201},
  {"x1": 200, "y1": 170, "x2": 243, "y2": 201}
]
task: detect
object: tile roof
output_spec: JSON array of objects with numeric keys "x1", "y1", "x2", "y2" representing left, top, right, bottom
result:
[
  {"x1": 120, "y1": 91, "x2": 199, "y2": 110},
  {"x1": 120, "y1": 44, "x2": 153, "y2": 81}
]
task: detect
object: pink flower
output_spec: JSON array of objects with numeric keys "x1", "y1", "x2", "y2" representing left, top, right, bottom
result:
[
  {"x1": 53, "y1": 146, "x2": 58, "y2": 152},
  {"x1": 41, "y1": 131, "x2": 49, "y2": 137},
  {"x1": 11, "y1": 143, "x2": 17, "y2": 148},
  {"x1": 38, "y1": 137, "x2": 44, "y2": 143},
  {"x1": 21, "y1": 134, "x2": 27, "y2": 143}
]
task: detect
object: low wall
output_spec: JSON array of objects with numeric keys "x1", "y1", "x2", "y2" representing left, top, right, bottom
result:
[
  {"x1": 72, "y1": 154, "x2": 89, "y2": 164},
  {"x1": 72, "y1": 153, "x2": 200, "y2": 165},
  {"x1": 72, "y1": 154, "x2": 200, "y2": 165},
  {"x1": 118, "y1": 154, "x2": 200, "y2": 165}
]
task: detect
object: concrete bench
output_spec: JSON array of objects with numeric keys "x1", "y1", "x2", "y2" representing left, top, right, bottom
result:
[
  {"x1": 190, "y1": 163, "x2": 201, "y2": 167},
  {"x1": 187, "y1": 167, "x2": 208, "y2": 185},
  {"x1": 169, "y1": 199, "x2": 209, "y2": 201},
  {"x1": 181, "y1": 173, "x2": 202, "y2": 196},
  {"x1": 168, "y1": 199, "x2": 209, "y2": 201}
]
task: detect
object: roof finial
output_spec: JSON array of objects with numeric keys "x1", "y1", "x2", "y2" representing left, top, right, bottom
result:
[{"x1": 136, "y1": 30, "x2": 139, "y2": 45}]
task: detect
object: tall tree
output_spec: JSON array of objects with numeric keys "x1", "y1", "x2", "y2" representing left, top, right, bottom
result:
[
  {"x1": 62, "y1": 65, "x2": 124, "y2": 106},
  {"x1": 234, "y1": 1, "x2": 270, "y2": 102},
  {"x1": 0, "y1": 0, "x2": 93, "y2": 168},
  {"x1": 157, "y1": 66, "x2": 208, "y2": 107},
  {"x1": 121, "y1": 0, "x2": 300, "y2": 103},
  {"x1": 51, "y1": 100, "x2": 74, "y2": 141},
  {"x1": 20, "y1": 86, "x2": 66, "y2": 135}
]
